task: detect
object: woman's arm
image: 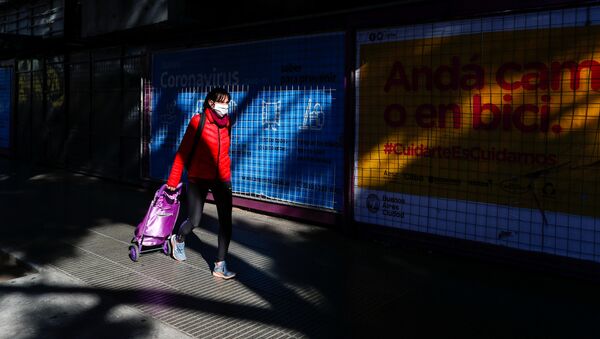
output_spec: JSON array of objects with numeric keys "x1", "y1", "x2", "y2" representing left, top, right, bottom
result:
[{"x1": 166, "y1": 114, "x2": 201, "y2": 188}]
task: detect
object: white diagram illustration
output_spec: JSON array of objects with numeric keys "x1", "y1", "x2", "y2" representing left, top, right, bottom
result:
[
  {"x1": 262, "y1": 100, "x2": 281, "y2": 131},
  {"x1": 300, "y1": 98, "x2": 324, "y2": 131},
  {"x1": 228, "y1": 99, "x2": 237, "y2": 114},
  {"x1": 163, "y1": 99, "x2": 178, "y2": 125}
]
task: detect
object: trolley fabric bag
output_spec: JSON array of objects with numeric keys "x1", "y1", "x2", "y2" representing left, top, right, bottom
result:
[
  {"x1": 128, "y1": 183, "x2": 183, "y2": 261},
  {"x1": 128, "y1": 112, "x2": 206, "y2": 261}
]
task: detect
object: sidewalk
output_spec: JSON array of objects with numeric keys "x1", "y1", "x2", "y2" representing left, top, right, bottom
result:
[{"x1": 1, "y1": 158, "x2": 600, "y2": 338}]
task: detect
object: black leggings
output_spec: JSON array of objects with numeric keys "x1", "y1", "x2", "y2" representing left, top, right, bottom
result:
[{"x1": 177, "y1": 180, "x2": 232, "y2": 262}]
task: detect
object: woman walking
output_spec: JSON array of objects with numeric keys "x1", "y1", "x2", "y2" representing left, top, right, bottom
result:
[{"x1": 165, "y1": 87, "x2": 236, "y2": 279}]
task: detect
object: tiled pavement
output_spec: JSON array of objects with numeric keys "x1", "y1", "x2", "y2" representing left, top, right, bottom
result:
[{"x1": 2, "y1": 158, "x2": 600, "y2": 338}]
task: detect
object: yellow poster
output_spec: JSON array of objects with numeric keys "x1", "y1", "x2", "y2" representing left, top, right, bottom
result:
[{"x1": 358, "y1": 26, "x2": 600, "y2": 218}]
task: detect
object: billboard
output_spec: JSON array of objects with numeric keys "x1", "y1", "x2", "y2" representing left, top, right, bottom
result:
[
  {"x1": 151, "y1": 33, "x2": 345, "y2": 211},
  {"x1": 355, "y1": 7, "x2": 600, "y2": 261},
  {"x1": 0, "y1": 67, "x2": 12, "y2": 150}
]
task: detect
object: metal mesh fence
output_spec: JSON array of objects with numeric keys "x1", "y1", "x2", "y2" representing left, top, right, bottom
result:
[
  {"x1": 147, "y1": 34, "x2": 346, "y2": 211},
  {"x1": 44, "y1": 56, "x2": 65, "y2": 165},
  {"x1": 16, "y1": 66, "x2": 31, "y2": 161},
  {"x1": 66, "y1": 54, "x2": 91, "y2": 170},
  {"x1": 11, "y1": 49, "x2": 145, "y2": 179},
  {"x1": 0, "y1": 67, "x2": 12, "y2": 150},
  {"x1": 354, "y1": 6, "x2": 600, "y2": 262},
  {"x1": 6, "y1": 3, "x2": 600, "y2": 265},
  {"x1": 91, "y1": 51, "x2": 122, "y2": 178},
  {"x1": 0, "y1": 0, "x2": 64, "y2": 37},
  {"x1": 147, "y1": 84, "x2": 342, "y2": 210},
  {"x1": 15, "y1": 59, "x2": 46, "y2": 162}
]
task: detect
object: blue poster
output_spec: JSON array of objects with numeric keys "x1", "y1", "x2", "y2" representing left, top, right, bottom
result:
[
  {"x1": 0, "y1": 67, "x2": 11, "y2": 149},
  {"x1": 150, "y1": 33, "x2": 345, "y2": 211}
]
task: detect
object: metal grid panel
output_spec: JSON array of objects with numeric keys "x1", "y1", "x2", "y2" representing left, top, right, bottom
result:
[
  {"x1": 66, "y1": 58, "x2": 91, "y2": 170},
  {"x1": 0, "y1": 67, "x2": 11, "y2": 150},
  {"x1": 16, "y1": 71, "x2": 31, "y2": 160},
  {"x1": 0, "y1": 0, "x2": 64, "y2": 37},
  {"x1": 354, "y1": 6, "x2": 600, "y2": 263},
  {"x1": 121, "y1": 56, "x2": 144, "y2": 181},
  {"x1": 148, "y1": 34, "x2": 345, "y2": 212},
  {"x1": 90, "y1": 56, "x2": 121, "y2": 178},
  {"x1": 44, "y1": 57, "x2": 66, "y2": 165}
]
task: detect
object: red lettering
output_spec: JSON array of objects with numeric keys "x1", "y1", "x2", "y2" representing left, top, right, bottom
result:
[
  {"x1": 415, "y1": 104, "x2": 436, "y2": 128},
  {"x1": 433, "y1": 57, "x2": 460, "y2": 91},
  {"x1": 579, "y1": 60, "x2": 600, "y2": 91},
  {"x1": 473, "y1": 95, "x2": 501, "y2": 130},
  {"x1": 496, "y1": 62, "x2": 522, "y2": 90},
  {"x1": 412, "y1": 66, "x2": 433, "y2": 91},
  {"x1": 551, "y1": 61, "x2": 577, "y2": 90},
  {"x1": 386, "y1": 56, "x2": 487, "y2": 92},
  {"x1": 461, "y1": 54, "x2": 484, "y2": 90},
  {"x1": 522, "y1": 62, "x2": 549, "y2": 90},
  {"x1": 502, "y1": 94, "x2": 512, "y2": 131},
  {"x1": 384, "y1": 62, "x2": 411, "y2": 92},
  {"x1": 438, "y1": 104, "x2": 462, "y2": 128},
  {"x1": 384, "y1": 104, "x2": 407, "y2": 127},
  {"x1": 512, "y1": 104, "x2": 539, "y2": 133}
]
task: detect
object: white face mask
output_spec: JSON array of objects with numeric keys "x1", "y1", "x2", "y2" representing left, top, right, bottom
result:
[{"x1": 213, "y1": 103, "x2": 229, "y2": 117}]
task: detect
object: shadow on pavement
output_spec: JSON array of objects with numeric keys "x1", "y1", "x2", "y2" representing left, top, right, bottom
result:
[
  {"x1": 3, "y1": 159, "x2": 600, "y2": 338},
  {"x1": 0, "y1": 161, "x2": 346, "y2": 337}
]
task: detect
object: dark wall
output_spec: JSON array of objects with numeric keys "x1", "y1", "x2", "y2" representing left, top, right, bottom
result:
[{"x1": 81, "y1": 0, "x2": 168, "y2": 37}]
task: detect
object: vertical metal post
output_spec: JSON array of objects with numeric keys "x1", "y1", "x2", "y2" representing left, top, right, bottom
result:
[
  {"x1": 119, "y1": 47, "x2": 125, "y2": 180},
  {"x1": 88, "y1": 51, "x2": 93, "y2": 170},
  {"x1": 64, "y1": 54, "x2": 70, "y2": 168},
  {"x1": 42, "y1": 57, "x2": 48, "y2": 163},
  {"x1": 344, "y1": 25, "x2": 357, "y2": 234}
]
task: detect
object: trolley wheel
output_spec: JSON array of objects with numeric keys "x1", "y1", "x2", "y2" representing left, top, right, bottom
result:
[
  {"x1": 129, "y1": 245, "x2": 140, "y2": 262},
  {"x1": 163, "y1": 238, "x2": 171, "y2": 255}
]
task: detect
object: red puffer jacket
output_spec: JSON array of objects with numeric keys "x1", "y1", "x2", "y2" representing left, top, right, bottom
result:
[{"x1": 167, "y1": 108, "x2": 231, "y2": 187}]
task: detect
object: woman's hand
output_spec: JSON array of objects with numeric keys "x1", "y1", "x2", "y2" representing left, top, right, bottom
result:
[{"x1": 166, "y1": 185, "x2": 177, "y2": 191}]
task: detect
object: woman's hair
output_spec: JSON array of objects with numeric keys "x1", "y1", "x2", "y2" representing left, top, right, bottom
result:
[{"x1": 203, "y1": 87, "x2": 231, "y2": 109}]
